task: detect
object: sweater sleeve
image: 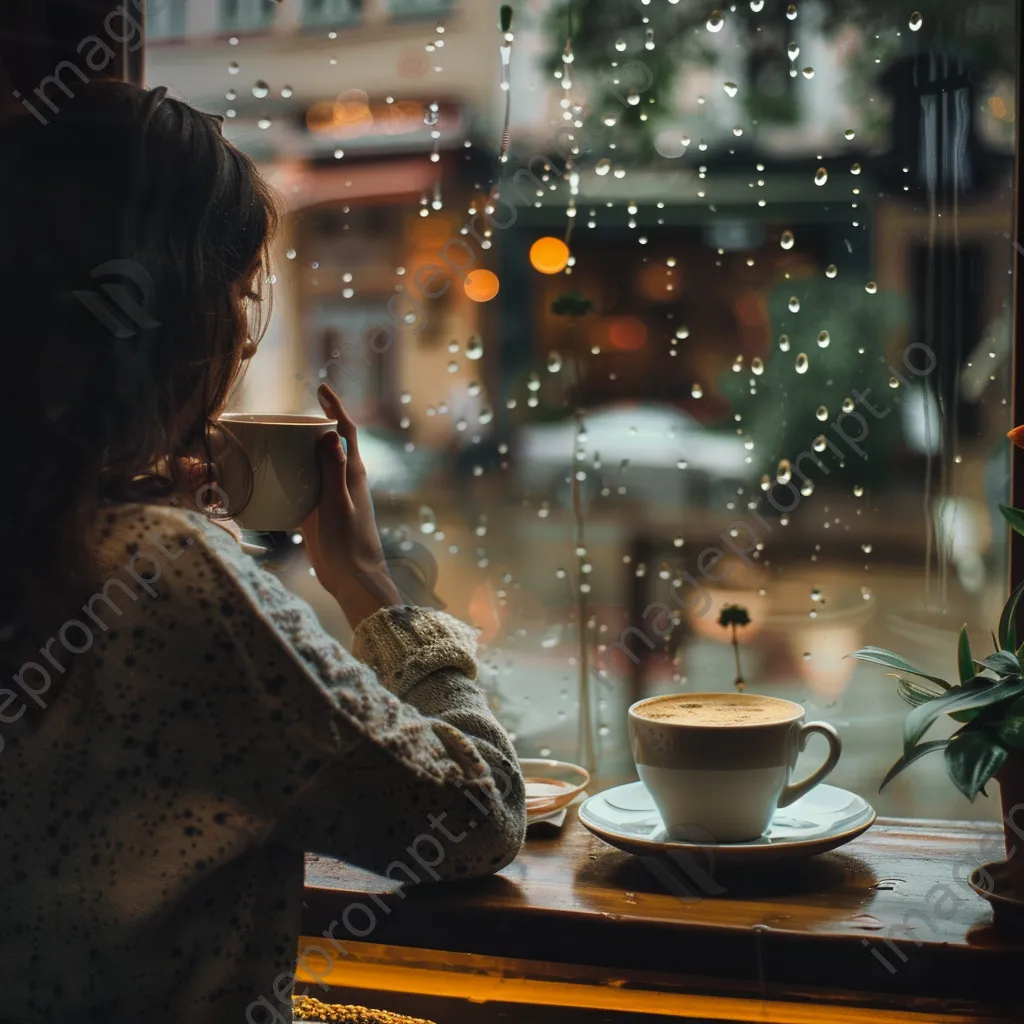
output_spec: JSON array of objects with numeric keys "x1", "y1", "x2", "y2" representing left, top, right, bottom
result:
[{"x1": 162, "y1": 510, "x2": 526, "y2": 881}]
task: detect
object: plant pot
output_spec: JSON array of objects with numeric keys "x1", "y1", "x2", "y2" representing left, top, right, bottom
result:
[{"x1": 996, "y1": 752, "x2": 1024, "y2": 901}]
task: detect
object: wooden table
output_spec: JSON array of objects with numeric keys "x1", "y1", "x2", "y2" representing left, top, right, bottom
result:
[{"x1": 299, "y1": 813, "x2": 1023, "y2": 1022}]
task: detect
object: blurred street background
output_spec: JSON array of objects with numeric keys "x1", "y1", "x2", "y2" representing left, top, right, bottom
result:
[{"x1": 148, "y1": 0, "x2": 1019, "y2": 821}]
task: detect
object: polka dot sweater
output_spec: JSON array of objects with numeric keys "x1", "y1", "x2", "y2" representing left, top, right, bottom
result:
[{"x1": 0, "y1": 504, "x2": 526, "y2": 1023}]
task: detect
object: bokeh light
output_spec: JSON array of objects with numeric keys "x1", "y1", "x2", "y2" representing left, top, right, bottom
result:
[
  {"x1": 529, "y1": 236, "x2": 570, "y2": 275},
  {"x1": 464, "y1": 269, "x2": 500, "y2": 302},
  {"x1": 605, "y1": 315, "x2": 648, "y2": 351}
]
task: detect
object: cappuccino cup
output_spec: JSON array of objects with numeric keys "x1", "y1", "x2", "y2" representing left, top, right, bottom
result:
[
  {"x1": 628, "y1": 692, "x2": 842, "y2": 843},
  {"x1": 216, "y1": 413, "x2": 338, "y2": 532}
]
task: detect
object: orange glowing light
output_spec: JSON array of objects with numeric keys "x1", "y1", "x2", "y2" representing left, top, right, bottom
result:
[
  {"x1": 464, "y1": 269, "x2": 500, "y2": 303},
  {"x1": 529, "y1": 236, "x2": 570, "y2": 275},
  {"x1": 606, "y1": 315, "x2": 647, "y2": 351}
]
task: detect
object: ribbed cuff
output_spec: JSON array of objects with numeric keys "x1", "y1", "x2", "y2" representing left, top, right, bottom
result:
[{"x1": 352, "y1": 606, "x2": 479, "y2": 698}]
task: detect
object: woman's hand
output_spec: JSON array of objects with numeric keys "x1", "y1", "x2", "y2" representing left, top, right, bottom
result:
[{"x1": 302, "y1": 384, "x2": 402, "y2": 628}]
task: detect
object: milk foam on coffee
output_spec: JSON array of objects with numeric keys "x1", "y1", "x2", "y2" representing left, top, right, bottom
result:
[{"x1": 635, "y1": 694, "x2": 789, "y2": 726}]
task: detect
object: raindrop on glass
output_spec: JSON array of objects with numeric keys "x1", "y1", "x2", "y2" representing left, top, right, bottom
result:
[
  {"x1": 811, "y1": 588, "x2": 822, "y2": 602},
  {"x1": 419, "y1": 507, "x2": 437, "y2": 535},
  {"x1": 777, "y1": 459, "x2": 792, "y2": 485},
  {"x1": 252, "y1": 80, "x2": 270, "y2": 98},
  {"x1": 281, "y1": 85, "x2": 293, "y2": 98},
  {"x1": 861, "y1": 543, "x2": 873, "y2": 554},
  {"x1": 812, "y1": 435, "x2": 827, "y2": 453},
  {"x1": 751, "y1": 357, "x2": 764, "y2": 376},
  {"x1": 285, "y1": 248, "x2": 297, "y2": 260},
  {"x1": 853, "y1": 485, "x2": 864, "y2": 497},
  {"x1": 527, "y1": 372, "x2": 541, "y2": 392},
  {"x1": 844, "y1": 128, "x2": 856, "y2": 140},
  {"x1": 595, "y1": 158, "x2": 612, "y2": 176},
  {"x1": 865, "y1": 281, "x2": 877, "y2": 294},
  {"x1": 257, "y1": 117, "x2": 272, "y2": 130},
  {"x1": 802, "y1": 67, "x2": 815, "y2": 79},
  {"x1": 842, "y1": 397, "x2": 855, "y2": 413},
  {"x1": 795, "y1": 352, "x2": 809, "y2": 374},
  {"x1": 226, "y1": 89, "x2": 237, "y2": 101},
  {"x1": 787, "y1": 42, "x2": 800, "y2": 60},
  {"x1": 613, "y1": 166, "x2": 626, "y2": 179},
  {"x1": 750, "y1": 0, "x2": 765, "y2": 9},
  {"x1": 645, "y1": 28, "x2": 655, "y2": 50},
  {"x1": 614, "y1": 38, "x2": 627, "y2": 52},
  {"x1": 424, "y1": 102, "x2": 440, "y2": 127},
  {"x1": 786, "y1": 3, "x2": 798, "y2": 18},
  {"x1": 825, "y1": 264, "x2": 838, "y2": 278},
  {"x1": 675, "y1": 326, "x2": 690, "y2": 340},
  {"x1": 466, "y1": 336, "x2": 484, "y2": 360},
  {"x1": 780, "y1": 229, "x2": 795, "y2": 249},
  {"x1": 228, "y1": 61, "x2": 240, "y2": 75},
  {"x1": 691, "y1": 383, "x2": 704, "y2": 399},
  {"x1": 861, "y1": 586, "x2": 873, "y2": 601},
  {"x1": 851, "y1": 162, "x2": 862, "y2": 176},
  {"x1": 909, "y1": 11, "x2": 923, "y2": 31},
  {"x1": 788, "y1": 296, "x2": 801, "y2": 312},
  {"x1": 817, "y1": 330, "x2": 830, "y2": 348},
  {"x1": 706, "y1": 10, "x2": 725, "y2": 32},
  {"x1": 779, "y1": 333, "x2": 791, "y2": 352},
  {"x1": 816, "y1": 405, "x2": 829, "y2": 421},
  {"x1": 888, "y1": 376, "x2": 900, "y2": 389},
  {"x1": 815, "y1": 167, "x2": 828, "y2": 186},
  {"x1": 723, "y1": 82, "x2": 739, "y2": 98}
]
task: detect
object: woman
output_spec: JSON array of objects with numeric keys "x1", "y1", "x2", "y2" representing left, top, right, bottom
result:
[{"x1": 0, "y1": 82, "x2": 525, "y2": 1023}]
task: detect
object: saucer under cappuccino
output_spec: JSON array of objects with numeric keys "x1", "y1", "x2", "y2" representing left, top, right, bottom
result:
[{"x1": 629, "y1": 692, "x2": 842, "y2": 843}]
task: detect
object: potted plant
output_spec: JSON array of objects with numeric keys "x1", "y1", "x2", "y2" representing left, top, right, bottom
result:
[{"x1": 850, "y1": 427, "x2": 1024, "y2": 904}]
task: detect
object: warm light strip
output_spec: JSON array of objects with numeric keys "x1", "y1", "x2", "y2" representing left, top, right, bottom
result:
[{"x1": 295, "y1": 940, "x2": 1001, "y2": 1024}]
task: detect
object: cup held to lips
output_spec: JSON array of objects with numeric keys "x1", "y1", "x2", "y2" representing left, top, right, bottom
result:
[
  {"x1": 628, "y1": 692, "x2": 842, "y2": 843},
  {"x1": 216, "y1": 413, "x2": 338, "y2": 531}
]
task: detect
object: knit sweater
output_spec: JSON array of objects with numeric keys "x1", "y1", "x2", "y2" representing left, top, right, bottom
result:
[{"x1": 0, "y1": 503, "x2": 526, "y2": 1024}]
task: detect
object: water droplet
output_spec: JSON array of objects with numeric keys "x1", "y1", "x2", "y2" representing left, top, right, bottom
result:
[
  {"x1": 844, "y1": 128, "x2": 856, "y2": 140},
  {"x1": 627, "y1": 90, "x2": 641, "y2": 106},
  {"x1": 228, "y1": 61, "x2": 240, "y2": 75},
  {"x1": 281, "y1": 85, "x2": 293, "y2": 98},
  {"x1": 853, "y1": 485, "x2": 864, "y2": 497},
  {"x1": 865, "y1": 281, "x2": 878, "y2": 294},
  {"x1": 419, "y1": 507, "x2": 437, "y2": 534},
  {"x1": 257, "y1": 117, "x2": 272, "y2": 130},
  {"x1": 817, "y1": 330, "x2": 830, "y2": 348},
  {"x1": 226, "y1": 89, "x2": 237, "y2": 101},
  {"x1": 802, "y1": 66, "x2": 814, "y2": 78},
  {"x1": 466, "y1": 336, "x2": 484, "y2": 360},
  {"x1": 723, "y1": 82, "x2": 739, "y2": 98},
  {"x1": 613, "y1": 166, "x2": 626, "y2": 179},
  {"x1": 795, "y1": 352, "x2": 809, "y2": 374},
  {"x1": 788, "y1": 296, "x2": 801, "y2": 312},
  {"x1": 467, "y1": 381, "x2": 481, "y2": 396},
  {"x1": 861, "y1": 586, "x2": 873, "y2": 601},
  {"x1": 816, "y1": 405, "x2": 829, "y2": 421},
  {"x1": 750, "y1": 0, "x2": 764, "y2": 9},
  {"x1": 706, "y1": 10, "x2": 725, "y2": 32},
  {"x1": 811, "y1": 587, "x2": 822, "y2": 602},
  {"x1": 252, "y1": 80, "x2": 270, "y2": 98},
  {"x1": 751, "y1": 357, "x2": 764, "y2": 376},
  {"x1": 602, "y1": 112, "x2": 618, "y2": 127},
  {"x1": 777, "y1": 459, "x2": 792, "y2": 485},
  {"x1": 780, "y1": 229, "x2": 795, "y2": 249},
  {"x1": 787, "y1": 42, "x2": 800, "y2": 60},
  {"x1": 861, "y1": 543, "x2": 873, "y2": 554},
  {"x1": 786, "y1": 3, "x2": 798, "y2": 18},
  {"x1": 527, "y1": 372, "x2": 541, "y2": 392},
  {"x1": 779, "y1": 333, "x2": 791, "y2": 352},
  {"x1": 595, "y1": 158, "x2": 612, "y2": 177},
  {"x1": 842, "y1": 396, "x2": 855, "y2": 413},
  {"x1": 909, "y1": 11, "x2": 923, "y2": 31},
  {"x1": 888, "y1": 376, "x2": 900, "y2": 389},
  {"x1": 675, "y1": 326, "x2": 690, "y2": 340},
  {"x1": 851, "y1": 162, "x2": 862, "y2": 176},
  {"x1": 424, "y1": 101, "x2": 440, "y2": 126},
  {"x1": 691, "y1": 383, "x2": 704, "y2": 399},
  {"x1": 800, "y1": 479, "x2": 814, "y2": 497},
  {"x1": 285, "y1": 248, "x2": 297, "y2": 260},
  {"x1": 812, "y1": 435, "x2": 827, "y2": 453},
  {"x1": 814, "y1": 167, "x2": 828, "y2": 186},
  {"x1": 644, "y1": 28, "x2": 655, "y2": 50},
  {"x1": 547, "y1": 351, "x2": 563, "y2": 373},
  {"x1": 447, "y1": 360, "x2": 459, "y2": 374},
  {"x1": 825, "y1": 264, "x2": 838, "y2": 278},
  {"x1": 614, "y1": 37, "x2": 627, "y2": 52}
]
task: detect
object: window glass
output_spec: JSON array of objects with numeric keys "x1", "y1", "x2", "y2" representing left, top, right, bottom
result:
[{"x1": 149, "y1": 0, "x2": 1019, "y2": 821}]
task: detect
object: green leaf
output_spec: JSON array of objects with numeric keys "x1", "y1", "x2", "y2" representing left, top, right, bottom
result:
[
  {"x1": 894, "y1": 674, "x2": 948, "y2": 708},
  {"x1": 903, "y1": 677, "x2": 1024, "y2": 750},
  {"x1": 879, "y1": 740, "x2": 949, "y2": 792},
  {"x1": 1000, "y1": 504, "x2": 1024, "y2": 538},
  {"x1": 848, "y1": 647, "x2": 952, "y2": 690},
  {"x1": 944, "y1": 728, "x2": 1009, "y2": 801},
  {"x1": 957, "y1": 625, "x2": 973, "y2": 683},
  {"x1": 999, "y1": 579, "x2": 1024, "y2": 652},
  {"x1": 992, "y1": 696, "x2": 1024, "y2": 751},
  {"x1": 976, "y1": 650, "x2": 1021, "y2": 677}
]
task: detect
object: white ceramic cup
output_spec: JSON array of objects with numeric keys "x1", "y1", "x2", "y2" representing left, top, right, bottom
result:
[
  {"x1": 216, "y1": 413, "x2": 338, "y2": 532},
  {"x1": 628, "y1": 692, "x2": 842, "y2": 843}
]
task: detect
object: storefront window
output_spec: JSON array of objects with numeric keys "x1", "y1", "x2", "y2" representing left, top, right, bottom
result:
[{"x1": 149, "y1": 0, "x2": 1019, "y2": 821}]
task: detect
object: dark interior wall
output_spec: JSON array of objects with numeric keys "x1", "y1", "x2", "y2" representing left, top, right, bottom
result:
[{"x1": 0, "y1": 0, "x2": 139, "y2": 118}]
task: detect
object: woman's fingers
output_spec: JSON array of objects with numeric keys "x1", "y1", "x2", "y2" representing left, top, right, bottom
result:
[
  {"x1": 317, "y1": 383, "x2": 361, "y2": 465},
  {"x1": 317, "y1": 429, "x2": 353, "y2": 511}
]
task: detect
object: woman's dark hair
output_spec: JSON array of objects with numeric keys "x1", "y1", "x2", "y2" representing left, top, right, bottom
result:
[{"x1": 0, "y1": 80, "x2": 279, "y2": 670}]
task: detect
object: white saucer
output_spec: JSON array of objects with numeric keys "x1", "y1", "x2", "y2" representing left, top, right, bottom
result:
[{"x1": 579, "y1": 782, "x2": 875, "y2": 865}]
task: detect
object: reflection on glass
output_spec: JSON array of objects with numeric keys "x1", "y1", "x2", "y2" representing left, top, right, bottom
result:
[{"x1": 149, "y1": 0, "x2": 1019, "y2": 819}]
